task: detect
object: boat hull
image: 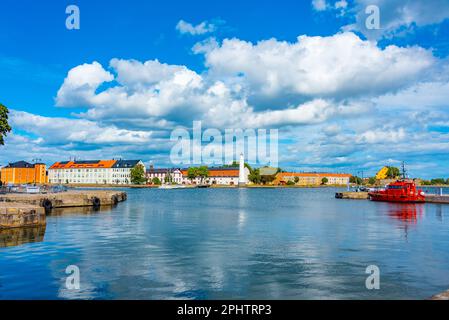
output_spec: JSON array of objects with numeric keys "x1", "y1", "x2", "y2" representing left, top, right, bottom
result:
[{"x1": 368, "y1": 192, "x2": 425, "y2": 203}]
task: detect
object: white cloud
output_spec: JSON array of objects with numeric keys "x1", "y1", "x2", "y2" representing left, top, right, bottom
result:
[
  {"x1": 312, "y1": 0, "x2": 328, "y2": 11},
  {"x1": 55, "y1": 54, "x2": 377, "y2": 130},
  {"x1": 46, "y1": 30, "x2": 449, "y2": 176},
  {"x1": 375, "y1": 81, "x2": 449, "y2": 109},
  {"x1": 335, "y1": 0, "x2": 348, "y2": 10},
  {"x1": 195, "y1": 32, "x2": 434, "y2": 100},
  {"x1": 356, "y1": 127, "x2": 406, "y2": 144},
  {"x1": 56, "y1": 61, "x2": 114, "y2": 107},
  {"x1": 10, "y1": 110, "x2": 152, "y2": 145},
  {"x1": 341, "y1": 0, "x2": 449, "y2": 39},
  {"x1": 241, "y1": 99, "x2": 369, "y2": 128},
  {"x1": 53, "y1": 32, "x2": 442, "y2": 136},
  {"x1": 176, "y1": 19, "x2": 216, "y2": 36}
]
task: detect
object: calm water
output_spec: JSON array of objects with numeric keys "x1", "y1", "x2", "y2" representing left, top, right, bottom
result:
[{"x1": 1, "y1": 187, "x2": 449, "y2": 300}]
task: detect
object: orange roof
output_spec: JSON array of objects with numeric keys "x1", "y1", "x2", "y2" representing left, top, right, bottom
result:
[
  {"x1": 208, "y1": 169, "x2": 239, "y2": 177},
  {"x1": 181, "y1": 169, "x2": 239, "y2": 177},
  {"x1": 50, "y1": 160, "x2": 117, "y2": 170}
]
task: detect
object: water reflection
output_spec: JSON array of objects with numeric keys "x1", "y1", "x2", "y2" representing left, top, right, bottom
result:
[
  {"x1": 435, "y1": 205, "x2": 443, "y2": 222},
  {"x1": 49, "y1": 205, "x2": 115, "y2": 216},
  {"x1": 385, "y1": 203, "x2": 425, "y2": 240},
  {"x1": 0, "y1": 226, "x2": 46, "y2": 248},
  {"x1": 0, "y1": 206, "x2": 115, "y2": 248},
  {"x1": 387, "y1": 203, "x2": 425, "y2": 224},
  {"x1": 2, "y1": 188, "x2": 449, "y2": 299}
]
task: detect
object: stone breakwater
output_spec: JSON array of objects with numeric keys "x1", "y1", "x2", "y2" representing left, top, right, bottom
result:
[
  {"x1": 0, "y1": 203, "x2": 46, "y2": 229},
  {"x1": 335, "y1": 192, "x2": 369, "y2": 200},
  {"x1": 0, "y1": 190, "x2": 127, "y2": 229},
  {"x1": 0, "y1": 191, "x2": 127, "y2": 211}
]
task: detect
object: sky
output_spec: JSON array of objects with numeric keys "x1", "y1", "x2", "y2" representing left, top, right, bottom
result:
[{"x1": 1, "y1": 0, "x2": 449, "y2": 178}]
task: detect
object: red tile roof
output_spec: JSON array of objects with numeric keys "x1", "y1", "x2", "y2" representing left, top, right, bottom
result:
[{"x1": 49, "y1": 160, "x2": 117, "y2": 170}]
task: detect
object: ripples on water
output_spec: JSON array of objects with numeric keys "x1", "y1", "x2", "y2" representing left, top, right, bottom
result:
[{"x1": 1, "y1": 187, "x2": 449, "y2": 300}]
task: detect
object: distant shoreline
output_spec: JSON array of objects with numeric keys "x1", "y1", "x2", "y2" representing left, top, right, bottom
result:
[
  {"x1": 8, "y1": 183, "x2": 449, "y2": 190},
  {"x1": 63, "y1": 184, "x2": 350, "y2": 189}
]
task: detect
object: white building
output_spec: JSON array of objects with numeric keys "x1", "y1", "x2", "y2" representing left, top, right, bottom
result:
[
  {"x1": 48, "y1": 160, "x2": 145, "y2": 185},
  {"x1": 180, "y1": 167, "x2": 250, "y2": 186},
  {"x1": 146, "y1": 168, "x2": 183, "y2": 184}
]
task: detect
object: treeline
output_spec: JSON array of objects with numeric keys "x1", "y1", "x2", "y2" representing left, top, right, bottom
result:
[{"x1": 421, "y1": 178, "x2": 449, "y2": 186}]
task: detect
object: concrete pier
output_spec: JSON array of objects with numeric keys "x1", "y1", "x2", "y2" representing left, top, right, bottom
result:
[
  {"x1": 425, "y1": 195, "x2": 449, "y2": 204},
  {"x1": 0, "y1": 190, "x2": 127, "y2": 211},
  {"x1": 335, "y1": 192, "x2": 369, "y2": 200},
  {"x1": 0, "y1": 203, "x2": 46, "y2": 229},
  {"x1": 335, "y1": 192, "x2": 449, "y2": 204}
]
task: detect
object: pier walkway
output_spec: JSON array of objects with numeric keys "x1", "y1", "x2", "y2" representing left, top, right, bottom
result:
[{"x1": 336, "y1": 192, "x2": 449, "y2": 204}]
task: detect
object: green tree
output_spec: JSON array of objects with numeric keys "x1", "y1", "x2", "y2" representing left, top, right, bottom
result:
[
  {"x1": 431, "y1": 178, "x2": 446, "y2": 185},
  {"x1": 164, "y1": 173, "x2": 173, "y2": 184},
  {"x1": 130, "y1": 164, "x2": 147, "y2": 185},
  {"x1": 386, "y1": 167, "x2": 400, "y2": 179},
  {"x1": 260, "y1": 174, "x2": 276, "y2": 185},
  {"x1": 294, "y1": 176, "x2": 300, "y2": 184},
  {"x1": 368, "y1": 177, "x2": 376, "y2": 185},
  {"x1": 197, "y1": 166, "x2": 209, "y2": 184},
  {"x1": 350, "y1": 176, "x2": 362, "y2": 184},
  {"x1": 0, "y1": 103, "x2": 12, "y2": 146},
  {"x1": 446, "y1": 178, "x2": 449, "y2": 185},
  {"x1": 321, "y1": 177, "x2": 329, "y2": 185},
  {"x1": 286, "y1": 180, "x2": 295, "y2": 186},
  {"x1": 187, "y1": 167, "x2": 199, "y2": 183},
  {"x1": 248, "y1": 168, "x2": 261, "y2": 184},
  {"x1": 152, "y1": 177, "x2": 162, "y2": 185}
]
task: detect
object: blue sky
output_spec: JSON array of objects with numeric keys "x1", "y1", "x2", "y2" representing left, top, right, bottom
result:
[{"x1": 1, "y1": 0, "x2": 449, "y2": 178}]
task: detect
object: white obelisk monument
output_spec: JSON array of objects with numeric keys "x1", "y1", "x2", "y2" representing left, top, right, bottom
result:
[{"x1": 238, "y1": 153, "x2": 246, "y2": 187}]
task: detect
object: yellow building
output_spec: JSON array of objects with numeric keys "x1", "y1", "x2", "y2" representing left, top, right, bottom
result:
[
  {"x1": 376, "y1": 167, "x2": 389, "y2": 180},
  {"x1": 0, "y1": 161, "x2": 48, "y2": 185},
  {"x1": 274, "y1": 172, "x2": 352, "y2": 186}
]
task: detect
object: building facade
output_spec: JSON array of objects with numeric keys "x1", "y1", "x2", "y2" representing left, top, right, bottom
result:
[
  {"x1": 146, "y1": 168, "x2": 183, "y2": 184},
  {"x1": 274, "y1": 172, "x2": 352, "y2": 186},
  {"x1": 181, "y1": 167, "x2": 250, "y2": 186},
  {"x1": 0, "y1": 161, "x2": 48, "y2": 185},
  {"x1": 48, "y1": 160, "x2": 145, "y2": 185}
]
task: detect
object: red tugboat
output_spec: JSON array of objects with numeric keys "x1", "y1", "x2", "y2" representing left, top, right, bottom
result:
[{"x1": 368, "y1": 163, "x2": 426, "y2": 203}]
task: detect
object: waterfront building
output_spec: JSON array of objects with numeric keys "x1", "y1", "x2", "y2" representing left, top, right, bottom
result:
[
  {"x1": 181, "y1": 167, "x2": 250, "y2": 186},
  {"x1": 0, "y1": 161, "x2": 48, "y2": 185},
  {"x1": 146, "y1": 167, "x2": 183, "y2": 184},
  {"x1": 48, "y1": 160, "x2": 145, "y2": 185},
  {"x1": 274, "y1": 172, "x2": 352, "y2": 186}
]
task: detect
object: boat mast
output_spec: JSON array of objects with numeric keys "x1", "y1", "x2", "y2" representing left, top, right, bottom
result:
[{"x1": 401, "y1": 161, "x2": 407, "y2": 180}]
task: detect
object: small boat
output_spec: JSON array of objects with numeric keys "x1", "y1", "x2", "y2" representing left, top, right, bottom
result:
[
  {"x1": 368, "y1": 163, "x2": 425, "y2": 203},
  {"x1": 159, "y1": 185, "x2": 186, "y2": 190},
  {"x1": 196, "y1": 184, "x2": 210, "y2": 189}
]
